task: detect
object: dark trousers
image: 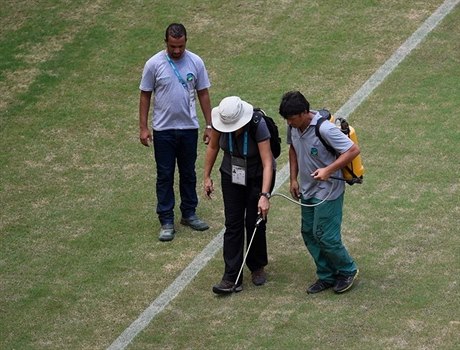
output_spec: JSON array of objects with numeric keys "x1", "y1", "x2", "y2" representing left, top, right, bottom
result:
[
  {"x1": 301, "y1": 193, "x2": 357, "y2": 283},
  {"x1": 153, "y1": 129, "x2": 198, "y2": 225},
  {"x1": 220, "y1": 170, "x2": 275, "y2": 284}
]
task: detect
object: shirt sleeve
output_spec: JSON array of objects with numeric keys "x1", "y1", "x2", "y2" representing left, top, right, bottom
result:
[
  {"x1": 321, "y1": 123, "x2": 354, "y2": 154},
  {"x1": 254, "y1": 118, "x2": 270, "y2": 142},
  {"x1": 139, "y1": 62, "x2": 155, "y2": 92}
]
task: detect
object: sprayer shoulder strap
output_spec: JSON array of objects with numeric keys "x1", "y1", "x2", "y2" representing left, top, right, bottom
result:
[
  {"x1": 315, "y1": 117, "x2": 337, "y2": 155},
  {"x1": 316, "y1": 117, "x2": 360, "y2": 183}
]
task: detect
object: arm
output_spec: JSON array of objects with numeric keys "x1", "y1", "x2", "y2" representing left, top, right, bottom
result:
[
  {"x1": 197, "y1": 88, "x2": 212, "y2": 144},
  {"x1": 289, "y1": 144, "x2": 301, "y2": 199},
  {"x1": 312, "y1": 144, "x2": 360, "y2": 181},
  {"x1": 203, "y1": 128, "x2": 221, "y2": 198},
  {"x1": 257, "y1": 139, "x2": 273, "y2": 220},
  {"x1": 139, "y1": 90, "x2": 152, "y2": 147}
]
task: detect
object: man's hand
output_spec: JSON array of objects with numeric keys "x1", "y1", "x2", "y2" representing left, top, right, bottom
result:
[
  {"x1": 311, "y1": 168, "x2": 332, "y2": 181},
  {"x1": 258, "y1": 196, "x2": 270, "y2": 220},
  {"x1": 203, "y1": 127, "x2": 212, "y2": 145},
  {"x1": 204, "y1": 177, "x2": 214, "y2": 199},
  {"x1": 140, "y1": 128, "x2": 152, "y2": 147},
  {"x1": 290, "y1": 180, "x2": 301, "y2": 200}
]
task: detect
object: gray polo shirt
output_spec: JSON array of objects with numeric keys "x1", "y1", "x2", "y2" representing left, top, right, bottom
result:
[
  {"x1": 287, "y1": 112, "x2": 353, "y2": 200},
  {"x1": 139, "y1": 50, "x2": 211, "y2": 131}
]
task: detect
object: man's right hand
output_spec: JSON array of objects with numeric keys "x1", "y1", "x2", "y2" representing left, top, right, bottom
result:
[
  {"x1": 290, "y1": 180, "x2": 301, "y2": 200},
  {"x1": 140, "y1": 129, "x2": 152, "y2": 147},
  {"x1": 204, "y1": 178, "x2": 214, "y2": 199}
]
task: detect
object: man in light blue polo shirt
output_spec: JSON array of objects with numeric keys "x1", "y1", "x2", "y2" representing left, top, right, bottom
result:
[
  {"x1": 279, "y1": 91, "x2": 360, "y2": 294},
  {"x1": 139, "y1": 23, "x2": 212, "y2": 241}
]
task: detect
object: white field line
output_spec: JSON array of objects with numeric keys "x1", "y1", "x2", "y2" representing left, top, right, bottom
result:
[
  {"x1": 335, "y1": 0, "x2": 459, "y2": 120},
  {"x1": 107, "y1": 1, "x2": 459, "y2": 349}
]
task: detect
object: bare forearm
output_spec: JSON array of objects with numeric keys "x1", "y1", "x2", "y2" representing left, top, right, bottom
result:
[
  {"x1": 261, "y1": 157, "x2": 273, "y2": 194},
  {"x1": 204, "y1": 147, "x2": 219, "y2": 179},
  {"x1": 197, "y1": 89, "x2": 212, "y2": 125},
  {"x1": 204, "y1": 130, "x2": 220, "y2": 178},
  {"x1": 325, "y1": 144, "x2": 360, "y2": 175},
  {"x1": 139, "y1": 91, "x2": 152, "y2": 130},
  {"x1": 289, "y1": 145, "x2": 299, "y2": 181},
  {"x1": 139, "y1": 91, "x2": 152, "y2": 146},
  {"x1": 197, "y1": 89, "x2": 212, "y2": 143},
  {"x1": 257, "y1": 140, "x2": 274, "y2": 193}
]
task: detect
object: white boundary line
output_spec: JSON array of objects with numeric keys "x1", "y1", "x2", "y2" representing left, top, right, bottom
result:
[
  {"x1": 335, "y1": 0, "x2": 459, "y2": 120},
  {"x1": 107, "y1": 1, "x2": 459, "y2": 348}
]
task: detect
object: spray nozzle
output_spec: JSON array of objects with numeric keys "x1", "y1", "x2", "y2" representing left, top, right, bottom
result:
[{"x1": 255, "y1": 215, "x2": 264, "y2": 226}]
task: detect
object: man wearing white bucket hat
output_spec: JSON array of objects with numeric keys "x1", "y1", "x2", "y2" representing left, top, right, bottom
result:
[{"x1": 204, "y1": 96, "x2": 276, "y2": 294}]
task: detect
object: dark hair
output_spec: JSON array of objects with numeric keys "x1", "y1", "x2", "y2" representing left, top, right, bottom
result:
[
  {"x1": 165, "y1": 23, "x2": 187, "y2": 41},
  {"x1": 278, "y1": 91, "x2": 310, "y2": 119}
]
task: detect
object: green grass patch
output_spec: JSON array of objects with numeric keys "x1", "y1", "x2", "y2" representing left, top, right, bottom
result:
[{"x1": 1, "y1": 1, "x2": 459, "y2": 349}]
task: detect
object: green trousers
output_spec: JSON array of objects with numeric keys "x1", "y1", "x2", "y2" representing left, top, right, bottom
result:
[{"x1": 301, "y1": 193, "x2": 357, "y2": 283}]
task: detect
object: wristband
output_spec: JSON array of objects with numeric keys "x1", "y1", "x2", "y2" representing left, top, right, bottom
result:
[{"x1": 259, "y1": 192, "x2": 271, "y2": 199}]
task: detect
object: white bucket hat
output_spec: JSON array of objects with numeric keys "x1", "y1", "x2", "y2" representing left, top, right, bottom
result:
[{"x1": 211, "y1": 96, "x2": 253, "y2": 133}]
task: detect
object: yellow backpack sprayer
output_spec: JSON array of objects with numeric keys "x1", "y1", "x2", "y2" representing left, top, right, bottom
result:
[{"x1": 316, "y1": 109, "x2": 364, "y2": 185}]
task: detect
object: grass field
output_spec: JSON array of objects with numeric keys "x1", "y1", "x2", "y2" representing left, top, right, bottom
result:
[{"x1": 1, "y1": 1, "x2": 459, "y2": 349}]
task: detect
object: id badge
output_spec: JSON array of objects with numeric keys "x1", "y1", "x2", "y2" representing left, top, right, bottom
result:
[
  {"x1": 188, "y1": 88, "x2": 196, "y2": 116},
  {"x1": 187, "y1": 73, "x2": 196, "y2": 110},
  {"x1": 231, "y1": 156, "x2": 247, "y2": 186}
]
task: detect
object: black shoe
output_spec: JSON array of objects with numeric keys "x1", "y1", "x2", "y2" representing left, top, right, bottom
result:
[
  {"x1": 306, "y1": 280, "x2": 334, "y2": 294},
  {"x1": 251, "y1": 268, "x2": 267, "y2": 286},
  {"x1": 158, "y1": 224, "x2": 175, "y2": 242},
  {"x1": 180, "y1": 215, "x2": 209, "y2": 231},
  {"x1": 333, "y1": 269, "x2": 359, "y2": 294},
  {"x1": 212, "y1": 280, "x2": 242, "y2": 294}
]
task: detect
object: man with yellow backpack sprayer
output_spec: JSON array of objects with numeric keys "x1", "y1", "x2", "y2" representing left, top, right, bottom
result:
[{"x1": 278, "y1": 91, "x2": 360, "y2": 294}]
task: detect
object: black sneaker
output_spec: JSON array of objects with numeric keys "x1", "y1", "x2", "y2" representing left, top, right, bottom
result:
[
  {"x1": 180, "y1": 215, "x2": 209, "y2": 231},
  {"x1": 158, "y1": 224, "x2": 175, "y2": 242},
  {"x1": 333, "y1": 269, "x2": 359, "y2": 294},
  {"x1": 251, "y1": 268, "x2": 267, "y2": 286},
  {"x1": 306, "y1": 280, "x2": 334, "y2": 294},
  {"x1": 212, "y1": 280, "x2": 242, "y2": 294}
]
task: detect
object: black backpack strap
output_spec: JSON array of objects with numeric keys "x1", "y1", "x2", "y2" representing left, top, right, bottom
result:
[
  {"x1": 252, "y1": 108, "x2": 264, "y2": 124},
  {"x1": 315, "y1": 117, "x2": 336, "y2": 155},
  {"x1": 250, "y1": 108, "x2": 264, "y2": 137}
]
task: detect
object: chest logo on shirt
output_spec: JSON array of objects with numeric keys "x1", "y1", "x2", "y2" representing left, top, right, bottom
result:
[
  {"x1": 310, "y1": 147, "x2": 319, "y2": 157},
  {"x1": 186, "y1": 73, "x2": 195, "y2": 82}
]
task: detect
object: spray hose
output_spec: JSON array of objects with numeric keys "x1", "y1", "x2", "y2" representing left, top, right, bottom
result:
[{"x1": 270, "y1": 181, "x2": 334, "y2": 207}]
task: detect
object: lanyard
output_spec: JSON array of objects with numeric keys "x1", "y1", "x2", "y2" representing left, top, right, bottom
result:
[
  {"x1": 228, "y1": 131, "x2": 248, "y2": 157},
  {"x1": 165, "y1": 52, "x2": 187, "y2": 89}
]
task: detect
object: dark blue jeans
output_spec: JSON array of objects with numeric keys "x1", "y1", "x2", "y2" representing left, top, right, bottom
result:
[{"x1": 153, "y1": 129, "x2": 198, "y2": 225}]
